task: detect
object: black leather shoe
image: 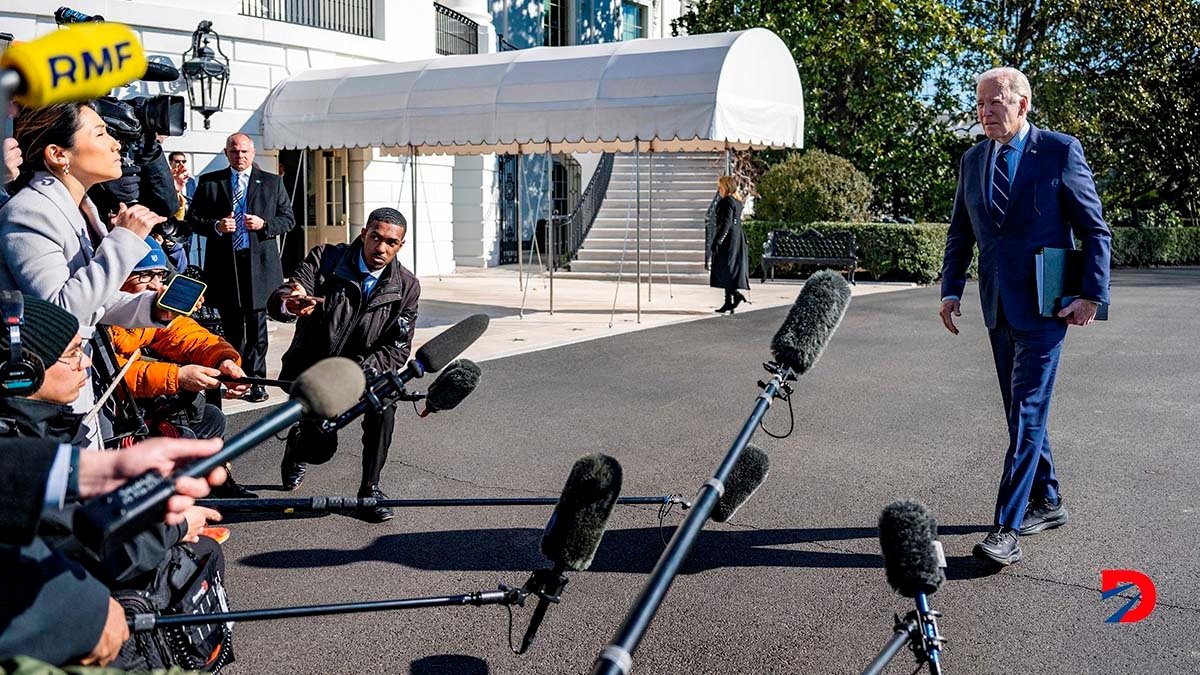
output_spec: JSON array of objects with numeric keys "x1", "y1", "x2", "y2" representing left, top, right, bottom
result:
[
  {"x1": 973, "y1": 527, "x2": 1022, "y2": 566},
  {"x1": 1019, "y1": 497, "x2": 1069, "y2": 536},
  {"x1": 244, "y1": 385, "x2": 269, "y2": 403},
  {"x1": 210, "y1": 462, "x2": 258, "y2": 499},
  {"x1": 714, "y1": 302, "x2": 734, "y2": 314},
  {"x1": 356, "y1": 484, "x2": 394, "y2": 523},
  {"x1": 280, "y1": 429, "x2": 307, "y2": 491}
]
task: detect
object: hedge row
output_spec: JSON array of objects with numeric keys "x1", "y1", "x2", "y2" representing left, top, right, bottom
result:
[{"x1": 746, "y1": 221, "x2": 1200, "y2": 283}]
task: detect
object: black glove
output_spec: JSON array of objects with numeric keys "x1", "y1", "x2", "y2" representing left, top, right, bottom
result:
[{"x1": 105, "y1": 160, "x2": 142, "y2": 205}]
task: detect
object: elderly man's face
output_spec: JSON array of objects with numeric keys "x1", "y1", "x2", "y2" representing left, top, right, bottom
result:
[
  {"x1": 976, "y1": 77, "x2": 1028, "y2": 143},
  {"x1": 225, "y1": 134, "x2": 255, "y2": 172}
]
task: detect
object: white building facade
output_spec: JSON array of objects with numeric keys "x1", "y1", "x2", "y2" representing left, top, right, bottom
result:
[
  {"x1": 2, "y1": 0, "x2": 498, "y2": 276},
  {"x1": 2, "y1": 0, "x2": 697, "y2": 275}
]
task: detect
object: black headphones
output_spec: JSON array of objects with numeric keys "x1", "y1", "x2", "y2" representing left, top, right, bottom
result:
[{"x1": 0, "y1": 291, "x2": 45, "y2": 397}]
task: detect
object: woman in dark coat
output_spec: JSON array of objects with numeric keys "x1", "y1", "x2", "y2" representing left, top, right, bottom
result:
[{"x1": 709, "y1": 175, "x2": 751, "y2": 313}]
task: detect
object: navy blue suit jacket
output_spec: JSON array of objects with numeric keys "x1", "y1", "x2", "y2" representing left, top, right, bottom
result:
[{"x1": 941, "y1": 124, "x2": 1111, "y2": 331}]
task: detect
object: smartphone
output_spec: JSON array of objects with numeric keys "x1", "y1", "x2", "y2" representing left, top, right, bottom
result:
[{"x1": 157, "y1": 274, "x2": 207, "y2": 316}]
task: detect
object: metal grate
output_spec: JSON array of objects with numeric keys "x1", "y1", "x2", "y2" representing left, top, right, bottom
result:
[
  {"x1": 434, "y1": 3, "x2": 478, "y2": 56},
  {"x1": 240, "y1": 0, "x2": 375, "y2": 39}
]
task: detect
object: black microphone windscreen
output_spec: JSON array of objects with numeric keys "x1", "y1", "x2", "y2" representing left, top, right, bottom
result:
[
  {"x1": 291, "y1": 357, "x2": 367, "y2": 418},
  {"x1": 416, "y1": 314, "x2": 490, "y2": 373},
  {"x1": 879, "y1": 499, "x2": 944, "y2": 598},
  {"x1": 712, "y1": 444, "x2": 770, "y2": 523},
  {"x1": 142, "y1": 61, "x2": 180, "y2": 82},
  {"x1": 425, "y1": 359, "x2": 481, "y2": 413},
  {"x1": 769, "y1": 270, "x2": 851, "y2": 376},
  {"x1": 540, "y1": 454, "x2": 622, "y2": 571}
]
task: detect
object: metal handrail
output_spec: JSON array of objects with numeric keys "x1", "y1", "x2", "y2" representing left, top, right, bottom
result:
[
  {"x1": 497, "y1": 33, "x2": 519, "y2": 52},
  {"x1": 555, "y1": 153, "x2": 614, "y2": 265}
]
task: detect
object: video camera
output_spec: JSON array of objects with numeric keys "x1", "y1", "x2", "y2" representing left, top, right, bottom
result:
[{"x1": 56, "y1": 6, "x2": 191, "y2": 248}]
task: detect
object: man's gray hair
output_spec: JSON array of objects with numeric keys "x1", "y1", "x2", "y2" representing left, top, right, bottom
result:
[
  {"x1": 977, "y1": 67, "x2": 1032, "y2": 104},
  {"x1": 225, "y1": 132, "x2": 255, "y2": 148}
]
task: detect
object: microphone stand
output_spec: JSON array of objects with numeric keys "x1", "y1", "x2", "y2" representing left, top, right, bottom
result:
[
  {"x1": 128, "y1": 585, "x2": 529, "y2": 633},
  {"x1": 515, "y1": 566, "x2": 569, "y2": 654},
  {"x1": 321, "y1": 368, "x2": 426, "y2": 434},
  {"x1": 198, "y1": 495, "x2": 691, "y2": 512},
  {"x1": 590, "y1": 362, "x2": 795, "y2": 675},
  {"x1": 861, "y1": 597, "x2": 945, "y2": 675}
]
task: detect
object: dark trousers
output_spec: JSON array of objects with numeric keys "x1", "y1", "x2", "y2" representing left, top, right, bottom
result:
[
  {"x1": 220, "y1": 251, "x2": 268, "y2": 378},
  {"x1": 180, "y1": 404, "x2": 227, "y2": 440},
  {"x1": 987, "y1": 309, "x2": 1067, "y2": 530},
  {"x1": 288, "y1": 404, "x2": 396, "y2": 489}
]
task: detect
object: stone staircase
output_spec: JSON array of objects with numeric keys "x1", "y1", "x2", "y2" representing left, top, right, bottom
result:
[{"x1": 560, "y1": 152, "x2": 722, "y2": 283}]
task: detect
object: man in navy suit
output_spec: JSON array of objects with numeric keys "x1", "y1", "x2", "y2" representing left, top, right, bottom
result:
[
  {"x1": 188, "y1": 133, "x2": 296, "y2": 404},
  {"x1": 940, "y1": 67, "x2": 1111, "y2": 566}
]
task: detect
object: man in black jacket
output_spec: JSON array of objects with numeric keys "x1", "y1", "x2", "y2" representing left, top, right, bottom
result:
[
  {"x1": 270, "y1": 208, "x2": 420, "y2": 522},
  {"x1": 0, "y1": 295, "x2": 227, "y2": 666},
  {"x1": 188, "y1": 133, "x2": 296, "y2": 403}
]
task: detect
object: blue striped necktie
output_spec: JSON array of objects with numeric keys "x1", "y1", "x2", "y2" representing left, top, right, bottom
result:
[
  {"x1": 232, "y1": 173, "x2": 249, "y2": 250},
  {"x1": 991, "y1": 144, "x2": 1013, "y2": 224}
]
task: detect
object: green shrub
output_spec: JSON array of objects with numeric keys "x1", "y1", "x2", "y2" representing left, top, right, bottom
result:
[
  {"x1": 1111, "y1": 227, "x2": 1200, "y2": 265},
  {"x1": 746, "y1": 221, "x2": 970, "y2": 284},
  {"x1": 746, "y1": 221, "x2": 1200, "y2": 284},
  {"x1": 754, "y1": 150, "x2": 874, "y2": 224}
]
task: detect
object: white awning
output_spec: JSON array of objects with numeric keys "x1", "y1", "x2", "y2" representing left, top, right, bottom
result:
[{"x1": 262, "y1": 28, "x2": 803, "y2": 155}]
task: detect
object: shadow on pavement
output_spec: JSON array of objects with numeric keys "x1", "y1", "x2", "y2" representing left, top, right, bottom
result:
[
  {"x1": 409, "y1": 654, "x2": 490, "y2": 674},
  {"x1": 237, "y1": 524, "x2": 995, "y2": 581}
]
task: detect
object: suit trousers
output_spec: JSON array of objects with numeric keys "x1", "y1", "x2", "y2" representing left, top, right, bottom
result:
[
  {"x1": 219, "y1": 250, "x2": 268, "y2": 378},
  {"x1": 987, "y1": 306, "x2": 1067, "y2": 530},
  {"x1": 287, "y1": 404, "x2": 397, "y2": 489}
]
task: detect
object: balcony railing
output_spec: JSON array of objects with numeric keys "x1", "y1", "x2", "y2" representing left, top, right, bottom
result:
[
  {"x1": 241, "y1": 0, "x2": 375, "y2": 38},
  {"x1": 434, "y1": 3, "x2": 479, "y2": 55}
]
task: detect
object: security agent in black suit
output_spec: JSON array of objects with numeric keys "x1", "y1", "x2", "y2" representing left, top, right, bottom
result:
[{"x1": 187, "y1": 133, "x2": 296, "y2": 403}]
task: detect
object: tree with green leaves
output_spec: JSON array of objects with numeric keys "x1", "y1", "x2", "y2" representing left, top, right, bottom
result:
[
  {"x1": 953, "y1": 0, "x2": 1200, "y2": 224},
  {"x1": 680, "y1": 0, "x2": 1199, "y2": 225},
  {"x1": 677, "y1": 0, "x2": 976, "y2": 221}
]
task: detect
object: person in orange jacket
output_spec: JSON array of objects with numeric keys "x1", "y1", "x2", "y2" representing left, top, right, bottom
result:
[{"x1": 109, "y1": 238, "x2": 256, "y2": 499}]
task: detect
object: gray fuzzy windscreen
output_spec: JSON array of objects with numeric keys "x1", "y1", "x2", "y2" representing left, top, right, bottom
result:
[
  {"x1": 878, "y1": 499, "x2": 944, "y2": 597},
  {"x1": 540, "y1": 454, "x2": 623, "y2": 571},
  {"x1": 416, "y1": 314, "x2": 490, "y2": 372},
  {"x1": 770, "y1": 270, "x2": 851, "y2": 375},
  {"x1": 426, "y1": 359, "x2": 482, "y2": 411},
  {"x1": 292, "y1": 357, "x2": 367, "y2": 418},
  {"x1": 712, "y1": 444, "x2": 770, "y2": 523}
]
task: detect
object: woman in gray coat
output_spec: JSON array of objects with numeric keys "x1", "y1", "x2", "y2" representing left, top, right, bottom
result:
[
  {"x1": 0, "y1": 102, "x2": 169, "y2": 428},
  {"x1": 709, "y1": 175, "x2": 751, "y2": 314}
]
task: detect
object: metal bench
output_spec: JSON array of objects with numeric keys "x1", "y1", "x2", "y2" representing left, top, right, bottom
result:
[{"x1": 761, "y1": 229, "x2": 857, "y2": 284}]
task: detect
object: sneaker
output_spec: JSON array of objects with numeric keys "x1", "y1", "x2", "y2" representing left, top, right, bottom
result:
[
  {"x1": 356, "y1": 484, "x2": 394, "y2": 523},
  {"x1": 973, "y1": 527, "x2": 1022, "y2": 566},
  {"x1": 1019, "y1": 497, "x2": 1069, "y2": 536}
]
